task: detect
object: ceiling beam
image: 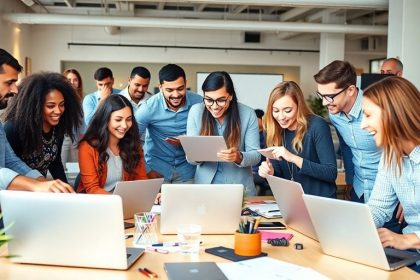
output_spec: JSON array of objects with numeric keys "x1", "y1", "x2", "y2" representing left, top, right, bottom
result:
[
  {"x1": 231, "y1": 5, "x2": 248, "y2": 15},
  {"x1": 63, "y1": 0, "x2": 76, "y2": 8},
  {"x1": 279, "y1": 7, "x2": 311, "y2": 21},
  {"x1": 156, "y1": 2, "x2": 165, "y2": 10},
  {"x1": 195, "y1": 3, "x2": 206, "y2": 12}
]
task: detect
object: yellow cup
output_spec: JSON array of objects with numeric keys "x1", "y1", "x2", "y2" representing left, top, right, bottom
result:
[{"x1": 234, "y1": 231, "x2": 261, "y2": 256}]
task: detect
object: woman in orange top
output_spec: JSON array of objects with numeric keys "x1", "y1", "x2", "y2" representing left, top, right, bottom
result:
[{"x1": 77, "y1": 94, "x2": 147, "y2": 194}]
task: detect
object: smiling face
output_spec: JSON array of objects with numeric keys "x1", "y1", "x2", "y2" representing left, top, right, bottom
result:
[
  {"x1": 361, "y1": 97, "x2": 383, "y2": 147},
  {"x1": 317, "y1": 82, "x2": 356, "y2": 115},
  {"x1": 272, "y1": 95, "x2": 298, "y2": 131},
  {"x1": 128, "y1": 74, "x2": 150, "y2": 103},
  {"x1": 160, "y1": 76, "x2": 187, "y2": 110},
  {"x1": 43, "y1": 89, "x2": 65, "y2": 132},
  {"x1": 203, "y1": 86, "x2": 232, "y2": 123},
  {"x1": 0, "y1": 64, "x2": 19, "y2": 110},
  {"x1": 107, "y1": 106, "x2": 133, "y2": 142}
]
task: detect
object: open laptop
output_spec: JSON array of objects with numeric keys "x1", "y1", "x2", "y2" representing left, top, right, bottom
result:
[
  {"x1": 160, "y1": 184, "x2": 243, "y2": 234},
  {"x1": 0, "y1": 191, "x2": 144, "y2": 270},
  {"x1": 266, "y1": 176, "x2": 318, "y2": 240},
  {"x1": 113, "y1": 178, "x2": 163, "y2": 219},
  {"x1": 302, "y1": 194, "x2": 420, "y2": 271}
]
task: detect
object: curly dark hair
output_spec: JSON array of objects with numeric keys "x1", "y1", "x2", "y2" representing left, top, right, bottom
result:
[
  {"x1": 80, "y1": 94, "x2": 142, "y2": 175},
  {"x1": 3, "y1": 72, "x2": 83, "y2": 156}
]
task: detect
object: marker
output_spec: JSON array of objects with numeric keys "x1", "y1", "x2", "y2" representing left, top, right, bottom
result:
[
  {"x1": 151, "y1": 242, "x2": 180, "y2": 247},
  {"x1": 268, "y1": 210, "x2": 281, "y2": 213},
  {"x1": 146, "y1": 247, "x2": 169, "y2": 254},
  {"x1": 144, "y1": 268, "x2": 159, "y2": 278},
  {"x1": 138, "y1": 268, "x2": 153, "y2": 278}
]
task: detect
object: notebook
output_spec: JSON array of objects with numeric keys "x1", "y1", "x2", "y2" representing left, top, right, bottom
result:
[
  {"x1": 113, "y1": 178, "x2": 163, "y2": 219},
  {"x1": 0, "y1": 191, "x2": 144, "y2": 270},
  {"x1": 302, "y1": 194, "x2": 420, "y2": 271},
  {"x1": 160, "y1": 184, "x2": 243, "y2": 234},
  {"x1": 178, "y1": 136, "x2": 227, "y2": 162},
  {"x1": 164, "y1": 262, "x2": 228, "y2": 280},
  {"x1": 266, "y1": 176, "x2": 318, "y2": 240}
]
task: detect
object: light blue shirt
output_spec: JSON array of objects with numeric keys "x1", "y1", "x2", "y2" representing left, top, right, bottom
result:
[
  {"x1": 330, "y1": 90, "x2": 381, "y2": 201},
  {"x1": 0, "y1": 123, "x2": 42, "y2": 189},
  {"x1": 82, "y1": 88, "x2": 121, "y2": 126},
  {"x1": 135, "y1": 91, "x2": 202, "y2": 181},
  {"x1": 187, "y1": 103, "x2": 261, "y2": 196},
  {"x1": 368, "y1": 146, "x2": 420, "y2": 241}
]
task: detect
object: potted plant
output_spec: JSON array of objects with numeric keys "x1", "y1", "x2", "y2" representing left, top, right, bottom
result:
[{"x1": 0, "y1": 214, "x2": 14, "y2": 258}]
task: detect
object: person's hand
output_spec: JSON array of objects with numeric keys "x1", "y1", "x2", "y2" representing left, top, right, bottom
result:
[
  {"x1": 99, "y1": 84, "x2": 112, "y2": 100},
  {"x1": 154, "y1": 193, "x2": 161, "y2": 205},
  {"x1": 396, "y1": 203, "x2": 405, "y2": 224},
  {"x1": 344, "y1": 184, "x2": 353, "y2": 200},
  {"x1": 271, "y1": 146, "x2": 295, "y2": 162},
  {"x1": 258, "y1": 158, "x2": 274, "y2": 178},
  {"x1": 33, "y1": 179, "x2": 74, "y2": 193},
  {"x1": 164, "y1": 137, "x2": 181, "y2": 146},
  {"x1": 217, "y1": 147, "x2": 241, "y2": 163},
  {"x1": 377, "y1": 228, "x2": 419, "y2": 250},
  {"x1": 147, "y1": 170, "x2": 163, "y2": 179}
]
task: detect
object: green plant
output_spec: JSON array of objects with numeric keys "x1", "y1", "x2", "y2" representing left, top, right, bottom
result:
[
  {"x1": 0, "y1": 214, "x2": 14, "y2": 258},
  {"x1": 307, "y1": 95, "x2": 328, "y2": 118}
]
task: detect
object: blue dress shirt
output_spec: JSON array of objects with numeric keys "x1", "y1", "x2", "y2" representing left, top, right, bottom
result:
[
  {"x1": 135, "y1": 91, "x2": 202, "y2": 182},
  {"x1": 368, "y1": 146, "x2": 420, "y2": 240},
  {"x1": 329, "y1": 90, "x2": 381, "y2": 201},
  {"x1": 82, "y1": 88, "x2": 121, "y2": 126},
  {"x1": 187, "y1": 103, "x2": 261, "y2": 196},
  {"x1": 0, "y1": 123, "x2": 42, "y2": 190}
]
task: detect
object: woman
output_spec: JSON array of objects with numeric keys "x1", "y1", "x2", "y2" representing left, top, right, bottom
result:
[
  {"x1": 187, "y1": 71, "x2": 260, "y2": 196},
  {"x1": 361, "y1": 76, "x2": 420, "y2": 271},
  {"x1": 77, "y1": 94, "x2": 148, "y2": 194},
  {"x1": 3, "y1": 72, "x2": 83, "y2": 182},
  {"x1": 258, "y1": 81, "x2": 337, "y2": 197},
  {"x1": 62, "y1": 68, "x2": 84, "y2": 166}
]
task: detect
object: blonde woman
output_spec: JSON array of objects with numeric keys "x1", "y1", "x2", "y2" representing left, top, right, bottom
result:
[
  {"x1": 362, "y1": 77, "x2": 420, "y2": 272},
  {"x1": 258, "y1": 81, "x2": 337, "y2": 197}
]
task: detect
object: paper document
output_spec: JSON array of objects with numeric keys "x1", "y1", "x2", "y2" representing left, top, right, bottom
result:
[
  {"x1": 179, "y1": 136, "x2": 227, "y2": 162},
  {"x1": 257, "y1": 147, "x2": 278, "y2": 160},
  {"x1": 247, "y1": 203, "x2": 282, "y2": 219},
  {"x1": 218, "y1": 257, "x2": 330, "y2": 280}
]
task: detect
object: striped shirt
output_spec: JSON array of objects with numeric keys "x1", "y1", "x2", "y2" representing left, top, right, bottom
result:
[{"x1": 368, "y1": 146, "x2": 420, "y2": 241}]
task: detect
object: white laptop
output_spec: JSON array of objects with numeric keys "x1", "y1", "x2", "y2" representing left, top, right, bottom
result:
[
  {"x1": 113, "y1": 178, "x2": 163, "y2": 219},
  {"x1": 266, "y1": 176, "x2": 318, "y2": 240},
  {"x1": 178, "y1": 136, "x2": 227, "y2": 162},
  {"x1": 160, "y1": 184, "x2": 243, "y2": 234},
  {"x1": 302, "y1": 194, "x2": 420, "y2": 271},
  {"x1": 0, "y1": 191, "x2": 144, "y2": 270}
]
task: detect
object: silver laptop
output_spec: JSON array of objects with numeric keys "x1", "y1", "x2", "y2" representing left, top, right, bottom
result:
[
  {"x1": 113, "y1": 178, "x2": 163, "y2": 219},
  {"x1": 0, "y1": 191, "x2": 144, "y2": 270},
  {"x1": 160, "y1": 184, "x2": 243, "y2": 234},
  {"x1": 302, "y1": 194, "x2": 420, "y2": 271},
  {"x1": 266, "y1": 176, "x2": 318, "y2": 240},
  {"x1": 164, "y1": 262, "x2": 228, "y2": 280}
]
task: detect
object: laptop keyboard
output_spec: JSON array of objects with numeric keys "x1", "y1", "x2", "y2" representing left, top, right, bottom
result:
[{"x1": 386, "y1": 254, "x2": 404, "y2": 264}]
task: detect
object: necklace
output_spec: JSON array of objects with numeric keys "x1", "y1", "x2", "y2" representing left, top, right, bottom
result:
[
  {"x1": 42, "y1": 128, "x2": 55, "y2": 145},
  {"x1": 283, "y1": 131, "x2": 294, "y2": 181}
]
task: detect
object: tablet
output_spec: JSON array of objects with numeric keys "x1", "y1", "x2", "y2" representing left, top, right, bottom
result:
[
  {"x1": 257, "y1": 147, "x2": 278, "y2": 160},
  {"x1": 179, "y1": 136, "x2": 227, "y2": 162}
]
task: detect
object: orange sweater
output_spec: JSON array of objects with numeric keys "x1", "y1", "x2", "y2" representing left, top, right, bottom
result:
[{"x1": 77, "y1": 141, "x2": 148, "y2": 194}]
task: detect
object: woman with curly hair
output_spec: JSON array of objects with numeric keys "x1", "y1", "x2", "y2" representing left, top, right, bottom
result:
[
  {"x1": 3, "y1": 72, "x2": 83, "y2": 183},
  {"x1": 77, "y1": 94, "x2": 148, "y2": 194},
  {"x1": 258, "y1": 81, "x2": 337, "y2": 197}
]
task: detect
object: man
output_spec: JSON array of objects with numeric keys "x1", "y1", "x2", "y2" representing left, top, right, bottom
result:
[
  {"x1": 380, "y1": 58, "x2": 403, "y2": 76},
  {"x1": 314, "y1": 60, "x2": 402, "y2": 232},
  {"x1": 119, "y1": 66, "x2": 152, "y2": 112},
  {"x1": 0, "y1": 48, "x2": 73, "y2": 193},
  {"x1": 135, "y1": 64, "x2": 202, "y2": 183},
  {"x1": 82, "y1": 67, "x2": 120, "y2": 125}
]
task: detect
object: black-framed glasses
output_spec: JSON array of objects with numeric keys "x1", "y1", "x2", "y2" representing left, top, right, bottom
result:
[
  {"x1": 203, "y1": 97, "x2": 229, "y2": 107},
  {"x1": 316, "y1": 85, "x2": 349, "y2": 103}
]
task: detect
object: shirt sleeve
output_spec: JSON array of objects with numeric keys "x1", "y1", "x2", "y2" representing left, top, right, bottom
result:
[
  {"x1": 185, "y1": 104, "x2": 202, "y2": 165},
  {"x1": 238, "y1": 108, "x2": 261, "y2": 168},
  {"x1": 82, "y1": 94, "x2": 97, "y2": 127},
  {"x1": 134, "y1": 101, "x2": 151, "y2": 146},
  {"x1": 336, "y1": 127, "x2": 354, "y2": 185}
]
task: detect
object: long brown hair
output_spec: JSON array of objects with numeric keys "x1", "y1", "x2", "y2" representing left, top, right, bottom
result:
[
  {"x1": 363, "y1": 76, "x2": 420, "y2": 174},
  {"x1": 265, "y1": 81, "x2": 313, "y2": 152},
  {"x1": 63, "y1": 68, "x2": 84, "y2": 101}
]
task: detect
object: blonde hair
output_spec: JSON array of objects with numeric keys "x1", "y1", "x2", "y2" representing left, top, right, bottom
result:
[
  {"x1": 363, "y1": 76, "x2": 420, "y2": 174},
  {"x1": 264, "y1": 81, "x2": 313, "y2": 152}
]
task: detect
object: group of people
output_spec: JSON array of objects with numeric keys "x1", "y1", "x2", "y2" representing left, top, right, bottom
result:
[{"x1": 0, "y1": 48, "x2": 419, "y2": 272}]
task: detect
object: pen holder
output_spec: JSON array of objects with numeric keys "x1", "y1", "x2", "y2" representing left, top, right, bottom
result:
[{"x1": 234, "y1": 231, "x2": 261, "y2": 256}]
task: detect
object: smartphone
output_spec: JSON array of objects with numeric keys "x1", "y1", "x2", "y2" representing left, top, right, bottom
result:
[{"x1": 257, "y1": 221, "x2": 286, "y2": 230}]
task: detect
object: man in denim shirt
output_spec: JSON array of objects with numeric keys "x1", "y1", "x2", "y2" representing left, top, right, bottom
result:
[{"x1": 0, "y1": 49, "x2": 73, "y2": 193}]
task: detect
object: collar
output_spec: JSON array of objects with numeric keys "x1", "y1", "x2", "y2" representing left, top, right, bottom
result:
[
  {"x1": 339, "y1": 88, "x2": 363, "y2": 120},
  {"x1": 160, "y1": 91, "x2": 192, "y2": 112},
  {"x1": 408, "y1": 146, "x2": 420, "y2": 164}
]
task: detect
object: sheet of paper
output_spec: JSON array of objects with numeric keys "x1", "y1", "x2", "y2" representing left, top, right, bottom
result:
[
  {"x1": 150, "y1": 205, "x2": 161, "y2": 214},
  {"x1": 257, "y1": 147, "x2": 278, "y2": 160},
  {"x1": 217, "y1": 257, "x2": 330, "y2": 280},
  {"x1": 247, "y1": 203, "x2": 281, "y2": 218}
]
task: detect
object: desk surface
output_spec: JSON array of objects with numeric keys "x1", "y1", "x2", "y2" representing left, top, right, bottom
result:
[{"x1": 0, "y1": 197, "x2": 417, "y2": 280}]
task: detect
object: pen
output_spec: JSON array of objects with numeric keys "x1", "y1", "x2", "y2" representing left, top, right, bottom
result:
[
  {"x1": 146, "y1": 247, "x2": 169, "y2": 254},
  {"x1": 152, "y1": 242, "x2": 180, "y2": 247},
  {"x1": 144, "y1": 268, "x2": 159, "y2": 278},
  {"x1": 138, "y1": 268, "x2": 153, "y2": 278},
  {"x1": 268, "y1": 210, "x2": 280, "y2": 213}
]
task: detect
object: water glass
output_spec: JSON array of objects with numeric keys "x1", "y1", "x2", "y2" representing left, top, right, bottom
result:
[{"x1": 177, "y1": 224, "x2": 202, "y2": 255}]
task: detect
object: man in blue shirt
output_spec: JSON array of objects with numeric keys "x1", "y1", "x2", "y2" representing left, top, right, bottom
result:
[
  {"x1": 82, "y1": 67, "x2": 120, "y2": 126},
  {"x1": 313, "y1": 60, "x2": 402, "y2": 232},
  {"x1": 0, "y1": 48, "x2": 73, "y2": 193},
  {"x1": 135, "y1": 64, "x2": 202, "y2": 183},
  {"x1": 119, "y1": 66, "x2": 153, "y2": 113}
]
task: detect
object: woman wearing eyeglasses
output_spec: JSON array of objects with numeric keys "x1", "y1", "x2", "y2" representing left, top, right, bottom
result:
[
  {"x1": 186, "y1": 71, "x2": 260, "y2": 196},
  {"x1": 258, "y1": 81, "x2": 337, "y2": 198},
  {"x1": 361, "y1": 77, "x2": 420, "y2": 272}
]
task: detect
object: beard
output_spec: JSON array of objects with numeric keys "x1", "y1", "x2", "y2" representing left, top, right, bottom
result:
[{"x1": 0, "y1": 92, "x2": 15, "y2": 109}]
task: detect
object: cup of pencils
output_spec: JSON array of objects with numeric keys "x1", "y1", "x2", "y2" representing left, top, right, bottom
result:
[
  {"x1": 133, "y1": 212, "x2": 158, "y2": 247},
  {"x1": 234, "y1": 217, "x2": 261, "y2": 256}
]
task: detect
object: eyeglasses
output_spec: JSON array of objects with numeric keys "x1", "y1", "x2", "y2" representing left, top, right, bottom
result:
[
  {"x1": 203, "y1": 97, "x2": 229, "y2": 107},
  {"x1": 316, "y1": 86, "x2": 349, "y2": 103}
]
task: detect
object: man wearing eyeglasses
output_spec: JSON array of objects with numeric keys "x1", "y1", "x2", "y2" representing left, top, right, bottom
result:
[
  {"x1": 135, "y1": 64, "x2": 202, "y2": 183},
  {"x1": 313, "y1": 60, "x2": 403, "y2": 233}
]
